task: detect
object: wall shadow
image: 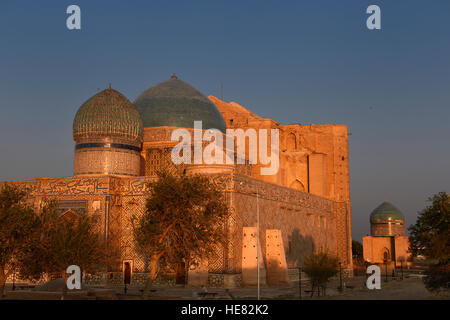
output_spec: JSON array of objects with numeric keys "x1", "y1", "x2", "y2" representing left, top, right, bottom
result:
[{"x1": 286, "y1": 228, "x2": 315, "y2": 268}]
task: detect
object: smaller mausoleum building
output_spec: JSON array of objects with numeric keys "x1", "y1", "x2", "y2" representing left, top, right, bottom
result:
[{"x1": 363, "y1": 202, "x2": 410, "y2": 268}]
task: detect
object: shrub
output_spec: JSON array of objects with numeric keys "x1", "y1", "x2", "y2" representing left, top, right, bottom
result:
[
  {"x1": 423, "y1": 259, "x2": 450, "y2": 293},
  {"x1": 303, "y1": 252, "x2": 339, "y2": 296}
]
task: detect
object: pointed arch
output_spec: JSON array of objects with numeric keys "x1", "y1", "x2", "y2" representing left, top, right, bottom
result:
[{"x1": 290, "y1": 179, "x2": 305, "y2": 192}]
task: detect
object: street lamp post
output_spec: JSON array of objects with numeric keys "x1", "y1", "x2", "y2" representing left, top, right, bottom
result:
[
  {"x1": 239, "y1": 182, "x2": 261, "y2": 300},
  {"x1": 256, "y1": 187, "x2": 260, "y2": 301},
  {"x1": 384, "y1": 259, "x2": 388, "y2": 283},
  {"x1": 12, "y1": 263, "x2": 16, "y2": 291},
  {"x1": 298, "y1": 267, "x2": 302, "y2": 300},
  {"x1": 364, "y1": 260, "x2": 370, "y2": 288},
  {"x1": 400, "y1": 260, "x2": 404, "y2": 280},
  {"x1": 338, "y1": 262, "x2": 343, "y2": 292}
]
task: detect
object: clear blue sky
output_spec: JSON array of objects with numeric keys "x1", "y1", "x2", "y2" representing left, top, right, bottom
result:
[{"x1": 0, "y1": 0, "x2": 449, "y2": 241}]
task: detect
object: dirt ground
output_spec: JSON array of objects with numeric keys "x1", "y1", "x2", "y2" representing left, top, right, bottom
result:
[{"x1": 2, "y1": 274, "x2": 449, "y2": 300}]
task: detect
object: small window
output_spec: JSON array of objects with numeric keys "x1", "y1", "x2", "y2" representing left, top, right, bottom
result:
[{"x1": 230, "y1": 119, "x2": 234, "y2": 125}]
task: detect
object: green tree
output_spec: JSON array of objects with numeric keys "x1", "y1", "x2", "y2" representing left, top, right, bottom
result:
[
  {"x1": 132, "y1": 172, "x2": 228, "y2": 298},
  {"x1": 351, "y1": 240, "x2": 365, "y2": 275},
  {"x1": 303, "y1": 252, "x2": 339, "y2": 297},
  {"x1": 423, "y1": 260, "x2": 450, "y2": 292},
  {"x1": 19, "y1": 200, "x2": 106, "y2": 298},
  {"x1": 408, "y1": 192, "x2": 450, "y2": 261},
  {"x1": 0, "y1": 184, "x2": 39, "y2": 299},
  {"x1": 409, "y1": 192, "x2": 450, "y2": 292},
  {"x1": 352, "y1": 240, "x2": 363, "y2": 261}
]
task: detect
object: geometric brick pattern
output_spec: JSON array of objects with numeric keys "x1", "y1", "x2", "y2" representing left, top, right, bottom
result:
[
  {"x1": 231, "y1": 175, "x2": 342, "y2": 272},
  {"x1": 145, "y1": 147, "x2": 184, "y2": 177},
  {"x1": 333, "y1": 201, "x2": 352, "y2": 268},
  {"x1": 1, "y1": 171, "x2": 353, "y2": 278},
  {"x1": 75, "y1": 148, "x2": 141, "y2": 176}
]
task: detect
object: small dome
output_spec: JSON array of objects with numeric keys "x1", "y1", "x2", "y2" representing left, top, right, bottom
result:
[
  {"x1": 73, "y1": 87, "x2": 143, "y2": 142},
  {"x1": 370, "y1": 202, "x2": 404, "y2": 223},
  {"x1": 134, "y1": 75, "x2": 226, "y2": 133}
]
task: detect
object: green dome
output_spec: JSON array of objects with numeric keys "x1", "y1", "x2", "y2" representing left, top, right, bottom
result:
[
  {"x1": 370, "y1": 202, "x2": 404, "y2": 223},
  {"x1": 134, "y1": 75, "x2": 226, "y2": 133},
  {"x1": 73, "y1": 87, "x2": 143, "y2": 142}
]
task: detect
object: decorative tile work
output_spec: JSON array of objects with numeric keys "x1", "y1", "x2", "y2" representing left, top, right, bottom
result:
[
  {"x1": 208, "y1": 244, "x2": 225, "y2": 273},
  {"x1": 83, "y1": 272, "x2": 177, "y2": 287},
  {"x1": 208, "y1": 273, "x2": 242, "y2": 288},
  {"x1": 73, "y1": 88, "x2": 143, "y2": 143},
  {"x1": 116, "y1": 194, "x2": 149, "y2": 272},
  {"x1": 134, "y1": 77, "x2": 227, "y2": 132},
  {"x1": 1, "y1": 170, "x2": 352, "y2": 286},
  {"x1": 208, "y1": 274, "x2": 224, "y2": 287},
  {"x1": 74, "y1": 148, "x2": 141, "y2": 176},
  {"x1": 371, "y1": 221, "x2": 404, "y2": 236},
  {"x1": 145, "y1": 147, "x2": 183, "y2": 176},
  {"x1": 333, "y1": 201, "x2": 351, "y2": 269},
  {"x1": 57, "y1": 200, "x2": 88, "y2": 215},
  {"x1": 76, "y1": 142, "x2": 141, "y2": 152}
]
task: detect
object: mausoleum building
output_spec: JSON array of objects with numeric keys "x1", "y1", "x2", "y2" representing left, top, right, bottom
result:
[
  {"x1": 363, "y1": 202, "x2": 410, "y2": 269},
  {"x1": 1, "y1": 75, "x2": 353, "y2": 287}
]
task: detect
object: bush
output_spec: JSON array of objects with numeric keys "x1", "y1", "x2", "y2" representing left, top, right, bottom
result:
[
  {"x1": 423, "y1": 260, "x2": 450, "y2": 293},
  {"x1": 303, "y1": 252, "x2": 339, "y2": 296},
  {"x1": 352, "y1": 240, "x2": 363, "y2": 261}
]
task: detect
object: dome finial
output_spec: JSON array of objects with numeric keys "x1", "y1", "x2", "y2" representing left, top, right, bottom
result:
[{"x1": 171, "y1": 73, "x2": 178, "y2": 79}]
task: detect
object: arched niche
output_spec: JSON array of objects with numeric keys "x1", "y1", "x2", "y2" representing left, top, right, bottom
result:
[
  {"x1": 289, "y1": 179, "x2": 305, "y2": 192},
  {"x1": 287, "y1": 133, "x2": 296, "y2": 150}
]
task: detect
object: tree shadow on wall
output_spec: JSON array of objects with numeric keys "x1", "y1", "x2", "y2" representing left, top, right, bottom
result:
[{"x1": 287, "y1": 228, "x2": 315, "y2": 267}]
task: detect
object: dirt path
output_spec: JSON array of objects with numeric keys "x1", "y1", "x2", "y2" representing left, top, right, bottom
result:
[
  {"x1": 326, "y1": 277, "x2": 436, "y2": 300},
  {"x1": 3, "y1": 276, "x2": 448, "y2": 300}
]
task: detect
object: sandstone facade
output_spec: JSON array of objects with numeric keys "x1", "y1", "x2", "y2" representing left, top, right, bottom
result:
[{"x1": 1, "y1": 80, "x2": 353, "y2": 286}]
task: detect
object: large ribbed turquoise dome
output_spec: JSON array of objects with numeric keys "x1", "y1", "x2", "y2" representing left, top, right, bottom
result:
[
  {"x1": 134, "y1": 75, "x2": 226, "y2": 133},
  {"x1": 73, "y1": 87, "x2": 143, "y2": 142},
  {"x1": 370, "y1": 202, "x2": 405, "y2": 223}
]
